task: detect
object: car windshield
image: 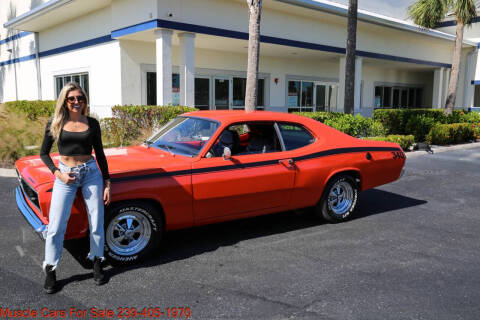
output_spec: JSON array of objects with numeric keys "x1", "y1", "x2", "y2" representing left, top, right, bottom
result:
[{"x1": 147, "y1": 117, "x2": 219, "y2": 157}]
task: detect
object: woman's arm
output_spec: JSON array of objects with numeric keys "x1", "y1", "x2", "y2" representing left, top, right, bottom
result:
[
  {"x1": 40, "y1": 119, "x2": 60, "y2": 175},
  {"x1": 91, "y1": 118, "x2": 110, "y2": 181}
]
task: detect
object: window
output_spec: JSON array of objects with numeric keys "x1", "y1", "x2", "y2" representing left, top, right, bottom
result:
[
  {"x1": 146, "y1": 72, "x2": 180, "y2": 105},
  {"x1": 289, "y1": 80, "x2": 332, "y2": 112},
  {"x1": 195, "y1": 78, "x2": 210, "y2": 110},
  {"x1": 232, "y1": 77, "x2": 265, "y2": 109},
  {"x1": 278, "y1": 123, "x2": 314, "y2": 150},
  {"x1": 55, "y1": 73, "x2": 89, "y2": 98},
  {"x1": 375, "y1": 85, "x2": 423, "y2": 108},
  {"x1": 208, "y1": 122, "x2": 281, "y2": 157}
]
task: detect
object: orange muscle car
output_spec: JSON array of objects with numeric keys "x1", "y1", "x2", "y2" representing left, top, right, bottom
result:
[{"x1": 15, "y1": 111, "x2": 405, "y2": 264}]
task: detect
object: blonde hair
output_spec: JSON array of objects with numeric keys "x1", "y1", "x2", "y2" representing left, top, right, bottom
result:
[{"x1": 50, "y1": 82, "x2": 89, "y2": 141}]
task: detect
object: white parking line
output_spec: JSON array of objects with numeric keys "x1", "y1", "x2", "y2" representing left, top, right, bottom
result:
[{"x1": 15, "y1": 245, "x2": 25, "y2": 257}]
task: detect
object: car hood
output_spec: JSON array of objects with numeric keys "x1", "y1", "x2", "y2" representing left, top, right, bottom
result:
[{"x1": 15, "y1": 145, "x2": 193, "y2": 188}]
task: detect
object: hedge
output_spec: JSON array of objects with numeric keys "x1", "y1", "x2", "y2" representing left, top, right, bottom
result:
[
  {"x1": 295, "y1": 112, "x2": 386, "y2": 137},
  {"x1": 426, "y1": 123, "x2": 475, "y2": 145},
  {"x1": 363, "y1": 135, "x2": 415, "y2": 151},
  {"x1": 5, "y1": 100, "x2": 56, "y2": 120},
  {"x1": 102, "y1": 105, "x2": 197, "y2": 146}
]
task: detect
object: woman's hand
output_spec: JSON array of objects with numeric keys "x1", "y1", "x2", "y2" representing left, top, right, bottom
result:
[
  {"x1": 103, "y1": 180, "x2": 111, "y2": 205},
  {"x1": 55, "y1": 170, "x2": 76, "y2": 184}
]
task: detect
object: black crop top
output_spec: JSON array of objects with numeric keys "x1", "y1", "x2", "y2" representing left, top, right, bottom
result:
[{"x1": 40, "y1": 116, "x2": 110, "y2": 180}]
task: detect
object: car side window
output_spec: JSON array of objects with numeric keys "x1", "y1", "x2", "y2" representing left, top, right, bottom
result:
[
  {"x1": 206, "y1": 122, "x2": 282, "y2": 157},
  {"x1": 277, "y1": 123, "x2": 314, "y2": 151}
]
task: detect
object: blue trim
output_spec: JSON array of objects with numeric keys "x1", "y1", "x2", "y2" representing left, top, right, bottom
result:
[
  {"x1": 0, "y1": 31, "x2": 31, "y2": 45},
  {"x1": 0, "y1": 19, "x2": 451, "y2": 68},
  {"x1": 477, "y1": 43, "x2": 480, "y2": 49},
  {"x1": 357, "y1": 50, "x2": 451, "y2": 68},
  {"x1": 471, "y1": 80, "x2": 480, "y2": 85},
  {"x1": 0, "y1": 54, "x2": 36, "y2": 67},
  {"x1": 39, "y1": 35, "x2": 114, "y2": 58},
  {"x1": 112, "y1": 19, "x2": 158, "y2": 38},
  {"x1": 15, "y1": 187, "x2": 46, "y2": 236},
  {"x1": 113, "y1": 19, "x2": 449, "y2": 67},
  {"x1": 437, "y1": 17, "x2": 480, "y2": 28}
]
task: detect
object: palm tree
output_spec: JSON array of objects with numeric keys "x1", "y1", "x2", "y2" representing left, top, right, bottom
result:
[
  {"x1": 344, "y1": 0, "x2": 358, "y2": 115},
  {"x1": 409, "y1": 0, "x2": 477, "y2": 115},
  {"x1": 245, "y1": 0, "x2": 263, "y2": 112}
]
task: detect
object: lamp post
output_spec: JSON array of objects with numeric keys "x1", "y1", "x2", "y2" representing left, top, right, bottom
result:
[{"x1": 6, "y1": 47, "x2": 18, "y2": 101}]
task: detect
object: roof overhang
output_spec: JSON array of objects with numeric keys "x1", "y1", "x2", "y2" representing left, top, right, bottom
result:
[
  {"x1": 3, "y1": 0, "x2": 111, "y2": 32},
  {"x1": 275, "y1": 0, "x2": 477, "y2": 46}
]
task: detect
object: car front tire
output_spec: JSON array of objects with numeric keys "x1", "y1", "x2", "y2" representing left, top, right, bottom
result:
[
  {"x1": 104, "y1": 201, "x2": 163, "y2": 265},
  {"x1": 316, "y1": 174, "x2": 359, "y2": 223}
]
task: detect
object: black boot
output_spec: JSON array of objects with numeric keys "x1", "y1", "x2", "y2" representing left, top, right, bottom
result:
[
  {"x1": 44, "y1": 265, "x2": 57, "y2": 294},
  {"x1": 93, "y1": 257, "x2": 106, "y2": 285}
]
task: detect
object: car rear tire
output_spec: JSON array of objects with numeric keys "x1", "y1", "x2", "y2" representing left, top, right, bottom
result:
[
  {"x1": 104, "y1": 201, "x2": 163, "y2": 265},
  {"x1": 316, "y1": 174, "x2": 358, "y2": 223}
]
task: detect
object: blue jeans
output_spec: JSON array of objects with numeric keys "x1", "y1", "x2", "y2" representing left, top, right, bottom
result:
[{"x1": 43, "y1": 158, "x2": 105, "y2": 270}]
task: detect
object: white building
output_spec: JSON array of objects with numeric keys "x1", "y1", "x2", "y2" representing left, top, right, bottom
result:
[{"x1": 0, "y1": 0, "x2": 478, "y2": 118}]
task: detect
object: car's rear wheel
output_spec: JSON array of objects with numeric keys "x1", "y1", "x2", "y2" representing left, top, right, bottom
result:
[
  {"x1": 316, "y1": 174, "x2": 358, "y2": 223},
  {"x1": 104, "y1": 201, "x2": 163, "y2": 265}
]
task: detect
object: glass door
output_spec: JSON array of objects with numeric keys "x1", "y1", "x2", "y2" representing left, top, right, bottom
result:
[
  {"x1": 214, "y1": 77, "x2": 231, "y2": 110},
  {"x1": 314, "y1": 82, "x2": 338, "y2": 112}
]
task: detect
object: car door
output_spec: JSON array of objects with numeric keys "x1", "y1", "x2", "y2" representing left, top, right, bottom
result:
[{"x1": 191, "y1": 122, "x2": 296, "y2": 222}]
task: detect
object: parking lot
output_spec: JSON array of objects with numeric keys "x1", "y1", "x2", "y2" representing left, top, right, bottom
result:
[{"x1": 1, "y1": 146, "x2": 480, "y2": 320}]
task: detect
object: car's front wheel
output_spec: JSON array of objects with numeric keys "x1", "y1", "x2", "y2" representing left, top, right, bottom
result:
[
  {"x1": 316, "y1": 174, "x2": 359, "y2": 223},
  {"x1": 104, "y1": 201, "x2": 163, "y2": 264}
]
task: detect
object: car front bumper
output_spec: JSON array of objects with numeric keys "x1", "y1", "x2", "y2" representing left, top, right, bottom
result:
[{"x1": 15, "y1": 186, "x2": 47, "y2": 240}]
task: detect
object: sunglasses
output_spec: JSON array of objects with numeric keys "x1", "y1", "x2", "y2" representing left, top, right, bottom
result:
[{"x1": 66, "y1": 95, "x2": 86, "y2": 103}]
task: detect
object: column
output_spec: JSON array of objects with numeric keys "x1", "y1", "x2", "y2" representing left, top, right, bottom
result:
[
  {"x1": 178, "y1": 33, "x2": 196, "y2": 107},
  {"x1": 432, "y1": 67, "x2": 444, "y2": 109},
  {"x1": 354, "y1": 57, "x2": 363, "y2": 113},
  {"x1": 442, "y1": 67, "x2": 450, "y2": 107},
  {"x1": 155, "y1": 29, "x2": 173, "y2": 106},
  {"x1": 338, "y1": 57, "x2": 346, "y2": 113}
]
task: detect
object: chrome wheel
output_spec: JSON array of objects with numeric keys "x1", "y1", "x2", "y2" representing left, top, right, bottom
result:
[
  {"x1": 106, "y1": 211, "x2": 152, "y2": 256},
  {"x1": 328, "y1": 181, "x2": 354, "y2": 215}
]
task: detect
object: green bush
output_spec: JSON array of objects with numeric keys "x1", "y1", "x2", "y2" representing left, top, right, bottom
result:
[
  {"x1": 4, "y1": 100, "x2": 56, "y2": 120},
  {"x1": 426, "y1": 123, "x2": 475, "y2": 145},
  {"x1": 295, "y1": 112, "x2": 386, "y2": 137},
  {"x1": 363, "y1": 135, "x2": 415, "y2": 151},
  {"x1": 102, "y1": 105, "x2": 197, "y2": 146},
  {"x1": 373, "y1": 109, "x2": 450, "y2": 135},
  {"x1": 404, "y1": 115, "x2": 436, "y2": 142}
]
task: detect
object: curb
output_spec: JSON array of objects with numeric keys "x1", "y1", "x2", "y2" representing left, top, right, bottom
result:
[
  {"x1": 406, "y1": 142, "x2": 480, "y2": 158},
  {"x1": 0, "y1": 168, "x2": 17, "y2": 178}
]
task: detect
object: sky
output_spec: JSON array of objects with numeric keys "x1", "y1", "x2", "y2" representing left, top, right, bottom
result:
[{"x1": 328, "y1": 0, "x2": 417, "y2": 20}]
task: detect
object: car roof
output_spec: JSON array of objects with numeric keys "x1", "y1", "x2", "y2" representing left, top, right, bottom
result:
[{"x1": 182, "y1": 110, "x2": 316, "y2": 125}]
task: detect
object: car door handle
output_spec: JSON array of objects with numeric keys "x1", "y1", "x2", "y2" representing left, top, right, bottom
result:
[{"x1": 279, "y1": 159, "x2": 295, "y2": 168}]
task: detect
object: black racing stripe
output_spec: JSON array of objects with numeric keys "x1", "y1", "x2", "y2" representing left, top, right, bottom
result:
[
  {"x1": 293, "y1": 146, "x2": 400, "y2": 162},
  {"x1": 110, "y1": 146, "x2": 401, "y2": 183}
]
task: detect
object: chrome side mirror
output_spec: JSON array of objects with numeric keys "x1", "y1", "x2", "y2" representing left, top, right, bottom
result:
[{"x1": 222, "y1": 147, "x2": 232, "y2": 160}]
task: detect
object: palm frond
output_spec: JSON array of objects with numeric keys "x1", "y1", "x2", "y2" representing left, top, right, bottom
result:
[
  {"x1": 455, "y1": 0, "x2": 477, "y2": 24},
  {"x1": 408, "y1": 0, "x2": 450, "y2": 28}
]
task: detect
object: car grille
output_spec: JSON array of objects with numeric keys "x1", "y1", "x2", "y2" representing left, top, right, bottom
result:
[{"x1": 17, "y1": 171, "x2": 40, "y2": 211}]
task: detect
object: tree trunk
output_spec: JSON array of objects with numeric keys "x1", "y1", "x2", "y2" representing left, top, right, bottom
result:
[
  {"x1": 444, "y1": 20, "x2": 464, "y2": 115},
  {"x1": 344, "y1": 0, "x2": 358, "y2": 115},
  {"x1": 245, "y1": 0, "x2": 262, "y2": 112}
]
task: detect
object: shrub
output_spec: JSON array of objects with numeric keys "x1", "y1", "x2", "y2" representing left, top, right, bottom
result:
[
  {"x1": 404, "y1": 115, "x2": 436, "y2": 142},
  {"x1": 426, "y1": 123, "x2": 475, "y2": 145},
  {"x1": 102, "y1": 105, "x2": 197, "y2": 146},
  {"x1": 4, "y1": 100, "x2": 56, "y2": 120},
  {"x1": 473, "y1": 123, "x2": 480, "y2": 140},
  {"x1": 373, "y1": 109, "x2": 450, "y2": 135},
  {"x1": 296, "y1": 112, "x2": 386, "y2": 137},
  {"x1": 363, "y1": 135, "x2": 415, "y2": 151}
]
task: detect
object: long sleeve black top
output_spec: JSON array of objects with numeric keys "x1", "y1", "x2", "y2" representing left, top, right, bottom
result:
[{"x1": 40, "y1": 116, "x2": 110, "y2": 180}]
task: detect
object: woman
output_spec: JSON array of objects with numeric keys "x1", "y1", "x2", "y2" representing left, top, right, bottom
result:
[{"x1": 40, "y1": 82, "x2": 111, "y2": 294}]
